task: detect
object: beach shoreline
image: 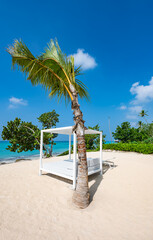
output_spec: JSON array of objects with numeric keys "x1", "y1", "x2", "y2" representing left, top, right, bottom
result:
[
  {"x1": 1, "y1": 148, "x2": 152, "y2": 165},
  {"x1": 0, "y1": 140, "x2": 72, "y2": 164}
]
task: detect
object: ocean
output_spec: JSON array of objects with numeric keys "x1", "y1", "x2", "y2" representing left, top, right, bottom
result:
[
  {"x1": 0, "y1": 141, "x2": 70, "y2": 163},
  {"x1": 0, "y1": 140, "x2": 113, "y2": 164}
]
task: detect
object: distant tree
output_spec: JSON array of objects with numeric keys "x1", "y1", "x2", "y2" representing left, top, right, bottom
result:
[
  {"x1": 85, "y1": 124, "x2": 106, "y2": 150},
  {"x1": 2, "y1": 118, "x2": 40, "y2": 153},
  {"x1": 138, "y1": 121, "x2": 142, "y2": 129},
  {"x1": 139, "y1": 110, "x2": 148, "y2": 123},
  {"x1": 38, "y1": 110, "x2": 59, "y2": 156},
  {"x1": 149, "y1": 123, "x2": 153, "y2": 137},
  {"x1": 113, "y1": 121, "x2": 150, "y2": 143},
  {"x1": 141, "y1": 123, "x2": 153, "y2": 138},
  {"x1": 112, "y1": 122, "x2": 132, "y2": 142},
  {"x1": 2, "y1": 111, "x2": 59, "y2": 157},
  {"x1": 37, "y1": 110, "x2": 59, "y2": 129},
  {"x1": 143, "y1": 136, "x2": 153, "y2": 144}
]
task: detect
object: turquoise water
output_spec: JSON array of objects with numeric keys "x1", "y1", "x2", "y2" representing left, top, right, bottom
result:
[
  {"x1": 0, "y1": 141, "x2": 70, "y2": 163},
  {"x1": 0, "y1": 140, "x2": 113, "y2": 163}
]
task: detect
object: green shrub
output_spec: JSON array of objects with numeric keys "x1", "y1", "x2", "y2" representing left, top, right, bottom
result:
[
  {"x1": 143, "y1": 137, "x2": 153, "y2": 144},
  {"x1": 59, "y1": 143, "x2": 153, "y2": 156},
  {"x1": 58, "y1": 150, "x2": 72, "y2": 156},
  {"x1": 102, "y1": 143, "x2": 153, "y2": 154}
]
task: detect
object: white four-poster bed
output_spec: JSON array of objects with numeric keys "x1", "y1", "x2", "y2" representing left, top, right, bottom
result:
[{"x1": 39, "y1": 126, "x2": 103, "y2": 189}]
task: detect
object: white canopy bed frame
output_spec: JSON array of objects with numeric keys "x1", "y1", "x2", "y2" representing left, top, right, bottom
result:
[{"x1": 39, "y1": 126, "x2": 103, "y2": 189}]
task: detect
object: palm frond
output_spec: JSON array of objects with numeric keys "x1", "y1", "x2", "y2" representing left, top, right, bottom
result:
[
  {"x1": 74, "y1": 66, "x2": 84, "y2": 76},
  {"x1": 7, "y1": 39, "x2": 89, "y2": 102}
]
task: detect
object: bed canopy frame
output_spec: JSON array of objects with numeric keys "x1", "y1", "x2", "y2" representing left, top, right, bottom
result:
[{"x1": 39, "y1": 126, "x2": 103, "y2": 189}]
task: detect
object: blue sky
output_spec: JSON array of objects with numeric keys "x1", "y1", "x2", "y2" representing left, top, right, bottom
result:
[{"x1": 0, "y1": 0, "x2": 153, "y2": 141}]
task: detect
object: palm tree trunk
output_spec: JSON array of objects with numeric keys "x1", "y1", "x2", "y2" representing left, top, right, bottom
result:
[{"x1": 70, "y1": 84, "x2": 89, "y2": 209}]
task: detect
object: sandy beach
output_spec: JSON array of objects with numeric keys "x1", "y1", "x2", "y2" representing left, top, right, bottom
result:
[{"x1": 0, "y1": 151, "x2": 153, "y2": 240}]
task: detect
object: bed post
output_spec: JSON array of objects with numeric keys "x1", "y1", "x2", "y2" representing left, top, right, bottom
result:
[
  {"x1": 39, "y1": 130, "x2": 43, "y2": 176},
  {"x1": 69, "y1": 134, "x2": 71, "y2": 161},
  {"x1": 100, "y1": 132, "x2": 103, "y2": 175},
  {"x1": 73, "y1": 132, "x2": 77, "y2": 190}
]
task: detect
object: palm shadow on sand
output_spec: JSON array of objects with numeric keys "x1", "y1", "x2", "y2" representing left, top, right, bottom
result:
[
  {"x1": 89, "y1": 158, "x2": 117, "y2": 203},
  {"x1": 44, "y1": 158, "x2": 117, "y2": 201}
]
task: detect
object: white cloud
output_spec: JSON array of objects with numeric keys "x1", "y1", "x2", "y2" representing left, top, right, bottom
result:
[
  {"x1": 128, "y1": 105, "x2": 142, "y2": 113},
  {"x1": 119, "y1": 105, "x2": 127, "y2": 110},
  {"x1": 9, "y1": 97, "x2": 28, "y2": 109},
  {"x1": 118, "y1": 78, "x2": 153, "y2": 120},
  {"x1": 130, "y1": 77, "x2": 153, "y2": 104},
  {"x1": 72, "y1": 49, "x2": 97, "y2": 70},
  {"x1": 126, "y1": 114, "x2": 138, "y2": 120},
  {"x1": 126, "y1": 106, "x2": 142, "y2": 120}
]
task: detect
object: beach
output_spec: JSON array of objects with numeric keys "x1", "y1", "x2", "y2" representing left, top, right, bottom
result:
[{"x1": 0, "y1": 150, "x2": 153, "y2": 240}]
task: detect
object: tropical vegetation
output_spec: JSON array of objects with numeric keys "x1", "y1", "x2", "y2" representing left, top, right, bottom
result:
[
  {"x1": 2, "y1": 110, "x2": 59, "y2": 157},
  {"x1": 85, "y1": 124, "x2": 106, "y2": 149},
  {"x1": 112, "y1": 109, "x2": 153, "y2": 144},
  {"x1": 102, "y1": 143, "x2": 153, "y2": 154},
  {"x1": 105, "y1": 110, "x2": 153, "y2": 154},
  {"x1": 59, "y1": 124, "x2": 106, "y2": 156},
  {"x1": 112, "y1": 121, "x2": 150, "y2": 143}
]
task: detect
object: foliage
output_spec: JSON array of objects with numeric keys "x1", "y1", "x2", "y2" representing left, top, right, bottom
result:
[
  {"x1": 2, "y1": 118, "x2": 40, "y2": 153},
  {"x1": 139, "y1": 110, "x2": 148, "y2": 123},
  {"x1": 2, "y1": 110, "x2": 59, "y2": 157},
  {"x1": 138, "y1": 121, "x2": 142, "y2": 129},
  {"x1": 139, "y1": 110, "x2": 148, "y2": 117},
  {"x1": 38, "y1": 110, "x2": 59, "y2": 156},
  {"x1": 102, "y1": 143, "x2": 153, "y2": 154},
  {"x1": 85, "y1": 124, "x2": 106, "y2": 150},
  {"x1": 142, "y1": 123, "x2": 153, "y2": 137},
  {"x1": 58, "y1": 149, "x2": 73, "y2": 156},
  {"x1": 7, "y1": 39, "x2": 89, "y2": 103},
  {"x1": 112, "y1": 121, "x2": 149, "y2": 143},
  {"x1": 60, "y1": 142, "x2": 153, "y2": 155},
  {"x1": 143, "y1": 137, "x2": 153, "y2": 144},
  {"x1": 37, "y1": 110, "x2": 59, "y2": 129}
]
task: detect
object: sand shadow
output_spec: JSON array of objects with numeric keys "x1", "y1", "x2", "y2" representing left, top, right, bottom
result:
[
  {"x1": 43, "y1": 158, "x2": 117, "y2": 198},
  {"x1": 45, "y1": 173, "x2": 73, "y2": 185},
  {"x1": 89, "y1": 159, "x2": 117, "y2": 202}
]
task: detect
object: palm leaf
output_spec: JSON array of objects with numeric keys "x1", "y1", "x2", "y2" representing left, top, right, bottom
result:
[{"x1": 7, "y1": 39, "x2": 89, "y2": 102}]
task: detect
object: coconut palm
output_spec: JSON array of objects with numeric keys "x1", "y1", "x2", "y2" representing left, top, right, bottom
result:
[
  {"x1": 7, "y1": 39, "x2": 90, "y2": 208},
  {"x1": 137, "y1": 120, "x2": 142, "y2": 132},
  {"x1": 139, "y1": 110, "x2": 148, "y2": 123},
  {"x1": 138, "y1": 121, "x2": 142, "y2": 128}
]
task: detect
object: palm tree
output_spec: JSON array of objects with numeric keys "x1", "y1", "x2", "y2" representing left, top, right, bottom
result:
[
  {"x1": 139, "y1": 110, "x2": 148, "y2": 123},
  {"x1": 7, "y1": 39, "x2": 90, "y2": 208},
  {"x1": 138, "y1": 121, "x2": 142, "y2": 132},
  {"x1": 138, "y1": 121, "x2": 142, "y2": 128}
]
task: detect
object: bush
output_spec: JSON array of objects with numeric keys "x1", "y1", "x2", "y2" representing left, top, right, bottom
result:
[
  {"x1": 102, "y1": 143, "x2": 153, "y2": 154},
  {"x1": 59, "y1": 143, "x2": 153, "y2": 156},
  {"x1": 58, "y1": 150, "x2": 73, "y2": 156},
  {"x1": 143, "y1": 137, "x2": 153, "y2": 144}
]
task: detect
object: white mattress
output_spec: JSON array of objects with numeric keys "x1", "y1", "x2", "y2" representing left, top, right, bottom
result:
[{"x1": 41, "y1": 158, "x2": 101, "y2": 180}]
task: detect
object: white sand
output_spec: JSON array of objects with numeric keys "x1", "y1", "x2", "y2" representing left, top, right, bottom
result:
[{"x1": 0, "y1": 151, "x2": 153, "y2": 240}]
